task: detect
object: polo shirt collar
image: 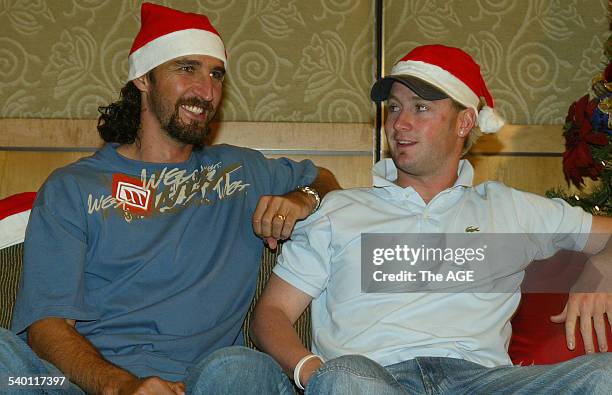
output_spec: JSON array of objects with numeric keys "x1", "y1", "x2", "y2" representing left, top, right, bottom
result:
[{"x1": 372, "y1": 158, "x2": 474, "y2": 190}]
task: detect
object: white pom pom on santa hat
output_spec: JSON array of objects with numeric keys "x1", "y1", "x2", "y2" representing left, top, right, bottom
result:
[
  {"x1": 372, "y1": 44, "x2": 505, "y2": 134},
  {"x1": 477, "y1": 103, "x2": 505, "y2": 134}
]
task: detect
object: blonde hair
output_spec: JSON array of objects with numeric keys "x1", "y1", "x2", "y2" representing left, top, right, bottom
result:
[
  {"x1": 462, "y1": 126, "x2": 482, "y2": 157},
  {"x1": 451, "y1": 100, "x2": 481, "y2": 157}
]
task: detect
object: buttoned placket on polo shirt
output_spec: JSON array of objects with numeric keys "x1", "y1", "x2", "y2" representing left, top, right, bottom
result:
[{"x1": 372, "y1": 159, "x2": 473, "y2": 233}]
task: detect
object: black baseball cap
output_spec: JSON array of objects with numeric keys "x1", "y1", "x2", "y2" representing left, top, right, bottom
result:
[{"x1": 370, "y1": 75, "x2": 448, "y2": 102}]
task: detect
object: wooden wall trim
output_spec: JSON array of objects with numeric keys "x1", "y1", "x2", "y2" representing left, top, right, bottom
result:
[
  {"x1": 471, "y1": 124, "x2": 564, "y2": 155},
  {"x1": 0, "y1": 119, "x2": 373, "y2": 153},
  {"x1": 1, "y1": 119, "x2": 101, "y2": 149},
  {"x1": 0, "y1": 119, "x2": 564, "y2": 154}
]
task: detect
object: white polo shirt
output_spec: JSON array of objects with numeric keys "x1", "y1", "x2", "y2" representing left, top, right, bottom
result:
[{"x1": 274, "y1": 159, "x2": 592, "y2": 368}]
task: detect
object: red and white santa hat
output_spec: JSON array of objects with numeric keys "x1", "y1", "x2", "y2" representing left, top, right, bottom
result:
[
  {"x1": 371, "y1": 44, "x2": 505, "y2": 134},
  {"x1": 127, "y1": 2, "x2": 226, "y2": 81},
  {"x1": 0, "y1": 192, "x2": 36, "y2": 250}
]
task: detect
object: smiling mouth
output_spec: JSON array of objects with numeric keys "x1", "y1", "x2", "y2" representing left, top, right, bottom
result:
[
  {"x1": 397, "y1": 140, "x2": 417, "y2": 146},
  {"x1": 181, "y1": 104, "x2": 205, "y2": 115}
]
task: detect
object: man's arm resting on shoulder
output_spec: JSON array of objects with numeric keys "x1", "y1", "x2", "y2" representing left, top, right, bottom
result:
[
  {"x1": 253, "y1": 166, "x2": 340, "y2": 248},
  {"x1": 250, "y1": 274, "x2": 322, "y2": 387},
  {"x1": 551, "y1": 215, "x2": 612, "y2": 353},
  {"x1": 307, "y1": 166, "x2": 341, "y2": 200},
  {"x1": 27, "y1": 317, "x2": 184, "y2": 395}
]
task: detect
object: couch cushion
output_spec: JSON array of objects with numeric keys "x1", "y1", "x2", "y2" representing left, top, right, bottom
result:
[
  {"x1": 510, "y1": 250, "x2": 612, "y2": 365},
  {"x1": 509, "y1": 293, "x2": 612, "y2": 365},
  {"x1": 0, "y1": 192, "x2": 36, "y2": 329},
  {"x1": 242, "y1": 245, "x2": 311, "y2": 349}
]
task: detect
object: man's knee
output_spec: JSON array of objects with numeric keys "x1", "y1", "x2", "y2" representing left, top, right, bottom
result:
[
  {"x1": 319, "y1": 354, "x2": 386, "y2": 375},
  {"x1": 586, "y1": 353, "x2": 612, "y2": 387},
  {"x1": 186, "y1": 346, "x2": 291, "y2": 394},
  {"x1": 0, "y1": 328, "x2": 37, "y2": 371},
  {"x1": 553, "y1": 353, "x2": 612, "y2": 392},
  {"x1": 193, "y1": 346, "x2": 279, "y2": 372},
  {"x1": 306, "y1": 355, "x2": 400, "y2": 394}
]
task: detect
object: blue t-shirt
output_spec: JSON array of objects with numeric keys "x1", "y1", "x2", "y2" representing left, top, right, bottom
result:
[{"x1": 11, "y1": 143, "x2": 317, "y2": 380}]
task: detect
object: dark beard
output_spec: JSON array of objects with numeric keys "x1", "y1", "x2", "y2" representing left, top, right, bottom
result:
[{"x1": 155, "y1": 96, "x2": 215, "y2": 149}]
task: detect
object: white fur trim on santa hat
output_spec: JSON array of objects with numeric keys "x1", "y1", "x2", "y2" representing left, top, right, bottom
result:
[
  {"x1": 391, "y1": 61, "x2": 480, "y2": 111},
  {"x1": 0, "y1": 210, "x2": 30, "y2": 249},
  {"x1": 390, "y1": 60, "x2": 504, "y2": 133},
  {"x1": 128, "y1": 28, "x2": 226, "y2": 81}
]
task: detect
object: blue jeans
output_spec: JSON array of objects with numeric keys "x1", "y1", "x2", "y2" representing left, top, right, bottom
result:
[
  {"x1": 1, "y1": 328, "x2": 293, "y2": 394},
  {"x1": 184, "y1": 346, "x2": 295, "y2": 394},
  {"x1": 0, "y1": 327, "x2": 85, "y2": 394},
  {"x1": 306, "y1": 354, "x2": 612, "y2": 394}
]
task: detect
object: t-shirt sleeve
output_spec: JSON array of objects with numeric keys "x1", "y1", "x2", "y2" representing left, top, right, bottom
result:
[
  {"x1": 273, "y1": 210, "x2": 333, "y2": 298},
  {"x1": 511, "y1": 189, "x2": 592, "y2": 260},
  {"x1": 10, "y1": 174, "x2": 99, "y2": 335},
  {"x1": 247, "y1": 149, "x2": 318, "y2": 196}
]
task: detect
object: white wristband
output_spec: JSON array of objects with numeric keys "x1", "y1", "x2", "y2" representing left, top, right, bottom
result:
[{"x1": 293, "y1": 354, "x2": 323, "y2": 390}]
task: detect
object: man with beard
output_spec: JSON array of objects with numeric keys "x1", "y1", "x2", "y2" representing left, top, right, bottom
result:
[{"x1": 0, "y1": 3, "x2": 338, "y2": 394}]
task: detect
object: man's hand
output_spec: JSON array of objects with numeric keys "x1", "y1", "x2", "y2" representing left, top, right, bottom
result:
[
  {"x1": 550, "y1": 292, "x2": 612, "y2": 353},
  {"x1": 114, "y1": 376, "x2": 185, "y2": 395},
  {"x1": 252, "y1": 190, "x2": 315, "y2": 249},
  {"x1": 253, "y1": 166, "x2": 340, "y2": 249},
  {"x1": 554, "y1": 218, "x2": 612, "y2": 353},
  {"x1": 27, "y1": 318, "x2": 185, "y2": 395}
]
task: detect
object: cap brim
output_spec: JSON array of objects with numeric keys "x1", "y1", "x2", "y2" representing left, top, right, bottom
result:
[{"x1": 370, "y1": 75, "x2": 448, "y2": 102}]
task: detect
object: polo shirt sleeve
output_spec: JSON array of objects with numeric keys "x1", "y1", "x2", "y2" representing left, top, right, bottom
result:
[
  {"x1": 11, "y1": 173, "x2": 99, "y2": 335},
  {"x1": 273, "y1": 210, "x2": 332, "y2": 298},
  {"x1": 510, "y1": 188, "x2": 592, "y2": 260}
]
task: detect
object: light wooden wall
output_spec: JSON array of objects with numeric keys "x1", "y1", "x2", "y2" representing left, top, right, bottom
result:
[
  {"x1": 0, "y1": 119, "x2": 577, "y2": 199},
  {"x1": 0, "y1": 119, "x2": 374, "y2": 198}
]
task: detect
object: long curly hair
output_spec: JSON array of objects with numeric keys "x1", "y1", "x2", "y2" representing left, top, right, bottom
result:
[{"x1": 97, "y1": 82, "x2": 142, "y2": 144}]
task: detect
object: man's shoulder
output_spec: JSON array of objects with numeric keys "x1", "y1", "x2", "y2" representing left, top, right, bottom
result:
[
  {"x1": 471, "y1": 181, "x2": 550, "y2": 203},
  {"x1": 202, "y1": 144, "x2": 262, "y2": 159},
  {"x1": 45, "y1": 152, "x2": 103, "y2": 184},
  {"x1": 471, "y1": 180, "x2": 522, "y2": 199},
  {"x1": 469, "y1": 181, "x2": 582, "y2": 224},
  {"x1": 318, "y1": 187, "x2": 379, "y2": 212},
  {"x1": 325, "y1": 187, "x2": 376, "y2": 199},
  {"x1": 34, "y1": 147, "x2": 117, "y2": 203}
]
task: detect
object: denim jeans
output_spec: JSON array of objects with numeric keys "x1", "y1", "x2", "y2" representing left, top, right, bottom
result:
[
  {"x1": 306, "y1": 353, "x2": 612, "y2": 395},
  {"x1": 0, "y1": 327, "x2": 85, "y2": 394},
  {"x1": 1, "y1": 328, "x2": 294, "y2": 395},
  {"x1": 4, "y1": 326, "x2": 610, "y2": 394},
  {"x1": 184, "y1": 346, "x2": 295, "y2": 394}
]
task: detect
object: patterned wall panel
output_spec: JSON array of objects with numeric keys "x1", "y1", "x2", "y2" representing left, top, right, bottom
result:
[
  {"x1": 2, "y1": 1, "x2": 608, "y2": 125},
  {"x1": 384, "y1": 0, "x2": 610, "y2": 124},
  {"x1": 0, "y1": 0, "x2": 375, "y2": 122}
]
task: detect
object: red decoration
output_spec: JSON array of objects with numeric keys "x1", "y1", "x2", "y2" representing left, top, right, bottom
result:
[{"x1": 562, "y1": 94, "x2": 608, "y2": 187}]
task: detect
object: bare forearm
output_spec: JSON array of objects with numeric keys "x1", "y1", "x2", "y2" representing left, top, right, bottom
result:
[
  {"x1": 251, "y1": 275, "x2": 322, "y2": 386},
  {"x1": 311, "y1": 167, "x2": 341, "y2": 198},
  {"x1": 251, "y1": 306, "x2": 312, "y2": 375},
  {"x1": 28, "y1": 318, "x2": 136, "y2": 395}
]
